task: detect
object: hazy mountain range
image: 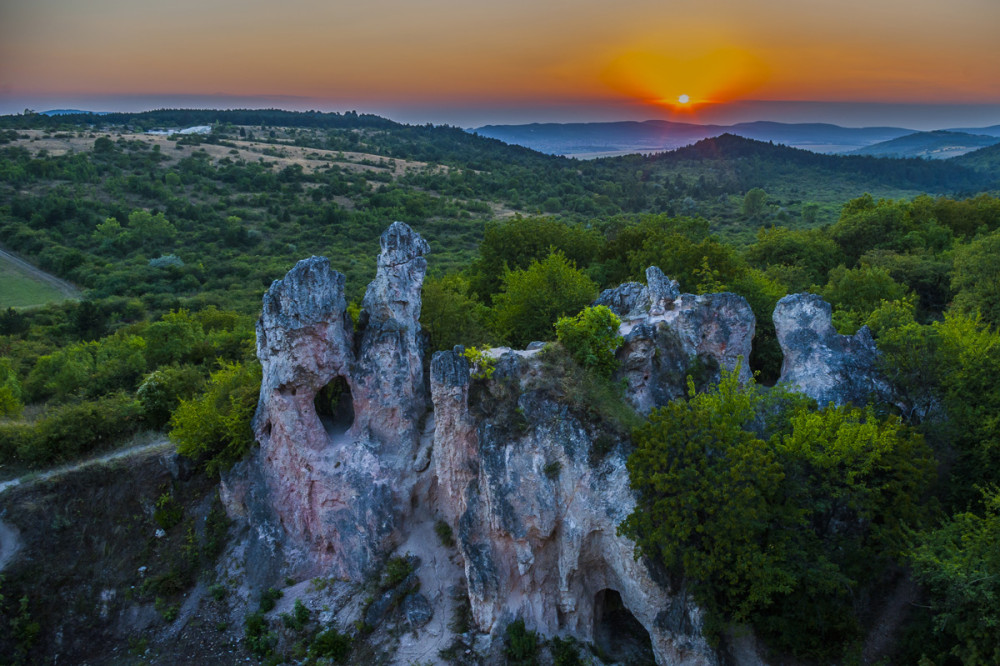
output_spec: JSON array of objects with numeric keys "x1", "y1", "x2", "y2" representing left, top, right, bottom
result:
[{"x1": 473, "y1": 120, "x2": 1000, "y2": 159}]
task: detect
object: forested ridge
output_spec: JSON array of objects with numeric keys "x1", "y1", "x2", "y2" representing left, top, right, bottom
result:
[{"x1": 1, "y1": 110, "x2": 1000, "y2": 664}]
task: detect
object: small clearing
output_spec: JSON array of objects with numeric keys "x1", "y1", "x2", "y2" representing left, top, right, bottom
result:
[{"x1": 0, "y1": 246, "x2": 81, "y2": 308}]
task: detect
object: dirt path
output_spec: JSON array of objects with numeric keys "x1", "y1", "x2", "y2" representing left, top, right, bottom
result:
[
  {"x1": 0, "y1": 437, "x2": 173, "y2": 573},
  {"x1": 0, "y1": 436, "x2": 172, "y2": 496},
  {"x1": 0, "y1": 245, "x2": 82, "y2": 302}
]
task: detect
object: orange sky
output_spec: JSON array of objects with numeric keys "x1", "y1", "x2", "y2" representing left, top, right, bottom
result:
[{"x1": 1, "y1": 0, "x2": 998, "y2": 122}]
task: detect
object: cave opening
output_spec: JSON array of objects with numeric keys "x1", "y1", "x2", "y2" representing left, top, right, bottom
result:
[
  {"x1": 592, "y1": 588, "x2": 655, "y2": 665},
  {"x1": 314, "y1": 376, "x2": 354, "y2": 440}
]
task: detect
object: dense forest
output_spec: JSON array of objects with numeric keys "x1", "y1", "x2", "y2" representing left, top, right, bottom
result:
[{"x1": 1, "y1": 109, "x2": 1000, "y2": 664}]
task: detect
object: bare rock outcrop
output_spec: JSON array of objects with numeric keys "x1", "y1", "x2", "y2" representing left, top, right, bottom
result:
[
  {"x1": 430, "y1": 349, "x2": 717, "y2": 666},
  {"x1": 225, "y1": 235, "x2": 786, "y2": 663},
  {"x1": 600, "y1": 266, "x2": 755, "y2": 414},
  {"x1": 224, "y1": 223, "x2": 430, "y2": 579},
  {"x1": 773, "y1": 293, "x2": 889, "y2": 407}
]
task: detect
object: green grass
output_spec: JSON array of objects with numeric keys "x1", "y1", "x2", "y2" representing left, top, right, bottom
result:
[{"x1": 0, "y1": 256, "x2": 75, "y2": 308}]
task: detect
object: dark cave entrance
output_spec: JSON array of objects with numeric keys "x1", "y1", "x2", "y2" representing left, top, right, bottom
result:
[
  {"x1": 314, "y1": 376, "x2": 354, "y2": 440},
  {"x1": 593, "y1": 589, "x2": 655, "y2": 665}
]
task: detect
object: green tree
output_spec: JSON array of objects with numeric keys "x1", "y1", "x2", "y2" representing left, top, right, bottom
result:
[
  {"x1": 909, "y1": 489, "x2": 1000, "y2": 665},
  {"x1": 745, "y1": 226, "x2": 841, "y2": 288},
  {"x1": 622, "y1": 370, "x2": 934, "y2": 657},
  {"x1": 820, "y1": 264, "x2": 910, "y2": 334},
  {"x1": 742, "y1": 187, "x2": 769, "y2": 219},
  {"x1": 137, "y1": 364, "x2": 205, "y2": 428},
  {"x1": 620, "y1": 372, "x2": 790, "y2": 634},
  {"x1": 491, "y1": 251, "x2": 598, "y2": 348},
  {"x1": 170, "y1": 361, "x2": 262, "y2": 475},
  {"x1": 951, "y1": 229, "x2": 1000, "y2": 329},
  {"x1": 143, "y1": 310, "x2": 204, "y2": 368},
  {"x1": 0, "y1": 358, "x2": 23, "y2": 418},
  {"x1": 420, "y1": 274, "x2": 494, "y2": 351},
  {"x1": 469, "y1": 217, "x2": 601, "y2": 302},
  {"x1": 554, "y1": 305, "x2": 623, "y2": 377}
]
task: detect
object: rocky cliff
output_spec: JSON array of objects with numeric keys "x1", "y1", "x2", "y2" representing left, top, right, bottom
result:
[{"x1": 222, "y1": 223, "x2": 888, "y2": 664}]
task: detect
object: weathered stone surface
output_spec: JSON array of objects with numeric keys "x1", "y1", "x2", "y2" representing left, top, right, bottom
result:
[
  {"x1": 225, "y1": 223, "x2": 430, "y2": 580},
  {"x1": 773, "y1": 293, "x2": 889, "y2": 407},
  {"x1": 609, "y1": 267, "x2": 755, "y2": 414},
  {"x1": 354, "y1": 221, "x2": 431, "y2": 452},
  {"x1": 229, "y1": 239, "x2": 775, "y2": 663},
  {"x1": 402, "y1": 591, "x2": 434, "y2": 628},
  {"x1": 430, "y1": 348, "x2": 717, "y2": 666}
]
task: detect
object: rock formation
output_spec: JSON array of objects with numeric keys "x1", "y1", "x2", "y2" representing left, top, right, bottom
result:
[
  {"x1": 224, "y1": 222, "x2": 430, "y2": 579},
  {"x1": 225, "y1": 226, "x2": 894, "y2": 664},
  {"x1": 431, "y1": 348, "x2": 716, "y2": 665},
  {"x1": 599, "y1": 266, "x2": 756, "y2": 413},
  {"x1": 773, "y1": 293, "x2": 889, "y2": 407}
]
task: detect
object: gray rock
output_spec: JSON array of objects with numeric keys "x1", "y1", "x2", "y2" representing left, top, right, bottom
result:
[
  {"x1": 773, "y1": 293, "x2": 889, "y2": 407},
  {"x1": 431, "y1": 349, "x2": 718, "y2": 666},
  {"x1": 595, "y1": 281, "x2": 648, "y2": 319},
  {"x1": 227, "y1": 223, "x2": 431, "y2": 580},
  {"x1": 615, "y1": 273, "x2": 755, "y2": 414},
  {"x1": 402, "y1": 591, "x2": 433, "y2": 628}
]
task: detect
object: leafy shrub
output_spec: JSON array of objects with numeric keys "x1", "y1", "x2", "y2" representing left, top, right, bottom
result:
[
  {"x1": 153, "y1": 492, "x2": 183, "y2": 529},
  {"x1": 0, "y1": 358, "x2": 23, "y2": 418},
  {"x1": 554, "y1": 305, "x2": 622, "y2": 378},
  {"x1": 16, "y1": 392, "x2": 143, "y2": 466},
  {"x1": 550, "y1": 636, "x2": 582, "y2": 666},
  {"x1": 170, "y1": 360, "x2": 261, "y2": 475},
  {"x1": 258, "y1": 587, "x2": 282, "y2": 613},
  {"x1": 909, "y1": 488, "x2": 1000, "y2": 664},
  {"x1": 25, "y1": 334, "x2": 147, "y2": 402},
  {"x1": 380, "y1": 555, "x2": 414, "y2": 590},
  {"x1": 434, "y1": 520, "x2": 455, "y2": 548},
  {"x1": 137, "y1": 364, "x2": 204, "y2": 428},
  {"x1": 310, "y1": 627, "x2": 352, "y2": 662},
  {"x1": 505, "y1": 618, "x2": 539, "y2": 666},
  {"x1": 491, "y1": 251, "x2": 598, "y2": 348},
  {"x1": 462, "y1": 346, "x2": 496, "y2": 380},
  {"x1": 148, "y1": 254, "x2": 184, "y2": 268},
  {"x1": 280, "y1": 599, "x2": 310, "y2": 631},
  {"x1": 243, "y1": 611, "x2": 275, "y2": 658}
]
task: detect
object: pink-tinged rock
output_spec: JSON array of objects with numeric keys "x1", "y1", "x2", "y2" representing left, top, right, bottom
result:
[
  {"x1": 774, "y1": 293, "x2": 890, "y2": 407},
  {"x1": 430, "y1": 349, "x2": 718, "y2": 665},
  {"x1": 230, "y1": 224, "x2": 430, "y2": 580}
]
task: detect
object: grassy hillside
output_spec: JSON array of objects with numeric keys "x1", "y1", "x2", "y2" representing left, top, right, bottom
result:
[{"x1": 0, "y1": 252, "x2": 78, "y2": 308}]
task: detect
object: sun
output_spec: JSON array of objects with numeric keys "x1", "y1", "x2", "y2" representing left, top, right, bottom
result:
[{"x1": 678, "y1": 94, "x2": 690, "y2": 104}]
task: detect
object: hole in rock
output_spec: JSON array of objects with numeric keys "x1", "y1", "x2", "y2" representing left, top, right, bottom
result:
[
  {"x1": 314, "y1": 376, "x2": 354, "y2": 442},
  {"x1": 593, "y1": 589, "x2": 655, "y2": 665}
]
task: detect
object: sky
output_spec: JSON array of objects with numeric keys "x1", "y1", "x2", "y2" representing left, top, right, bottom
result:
[{"x1": 1, "y1": 0, "x2": 999, "y2": 129}]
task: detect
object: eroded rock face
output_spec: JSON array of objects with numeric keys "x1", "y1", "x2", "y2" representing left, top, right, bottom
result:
[
  {"x1": 230, "y1": 238, "x2": 885, "y2": 664},
  {"x1": 225, "y1": 223, "x2": 430, "y2": 579},
  {"x1": 601, "y1": 266, "x2": 756, "y2": 414},
  {"x1": 354, "y1": 222, "x2": 431, "y2": 453},
  {"x1": 430, "y1": 349, "x2": 717, "y2": 666},
  {"x1": 773, "y1": 293, "x2": 889, "y2": 407}
]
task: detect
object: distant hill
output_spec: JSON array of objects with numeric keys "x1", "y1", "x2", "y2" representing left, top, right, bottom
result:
[
  {"x1": 848, "y1": 130, "x2": 1000, "y2": 159},
  {"x1": 472, "y1": 119, "x2": 913, "y2": 157},
  {"x1": 640, "y1": 133, "x2": 990, "y2": 193},
  {"x1": 946, "y1": 124, "x2": 1000, "y2": 138},
  {"x1": 40, "y1": 109, "x2": 108, "y2": 116},
  {"x1": 950, "y1": 142, "x2": 1000, "y2": 177}
]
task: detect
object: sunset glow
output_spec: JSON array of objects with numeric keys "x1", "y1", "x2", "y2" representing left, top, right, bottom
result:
[{"x1": 1, "y1": 0, "x2": 998, "y2": 124}]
